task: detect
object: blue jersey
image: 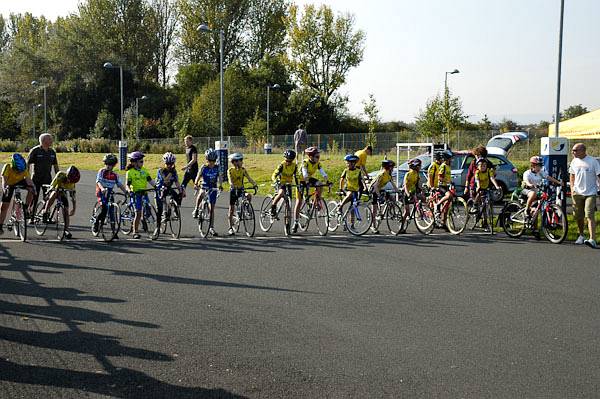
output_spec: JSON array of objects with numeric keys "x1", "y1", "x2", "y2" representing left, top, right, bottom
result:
[
  {"x1": 156, "y1": 168, "x2": 178, "y2": 189},
  {"x1": 200, "y1": 164, "x2": 220, "y2": 188}
]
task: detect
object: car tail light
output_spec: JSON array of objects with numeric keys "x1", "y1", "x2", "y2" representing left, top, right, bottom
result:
[{"x1": 511, "y1": 167, "x2": 518, "y2": 174}]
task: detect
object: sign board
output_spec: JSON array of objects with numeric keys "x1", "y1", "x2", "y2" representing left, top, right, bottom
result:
[
  {"x1": 118, "y1": 140, "x2": 127, "y2": 171},
  {"x1": 215, "y1": 140, "x2": 229, "y2": 179},
  {"x1": 541, "y1": 137, "x2": 568, "y2": 210}
]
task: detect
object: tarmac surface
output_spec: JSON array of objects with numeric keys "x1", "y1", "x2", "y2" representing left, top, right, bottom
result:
[{"x1": 0, "y1": 171, "x2": 598, "y2": 398}]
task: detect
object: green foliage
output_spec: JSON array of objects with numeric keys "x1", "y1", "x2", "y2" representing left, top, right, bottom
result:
[
  {"x1": 499, "y1": 118, "x2": 518, "y2": 132},
  {"x1": 561, "y1": 104, "x2": 588, "y2": 121},
  {"x1": 362, "y1": 94, "x2": 379, "y2": 149},
  {"x1": 478, "y1": 114, "x2": 492, "y2": 131},
  {"x1": 0, "y1": 101, "x2": 19, "y2": 139},
  {"x1": 92, "y1": 108, "x2": 118, "y2": 139},
  {"x1": 174, "y1": 63, "x2": 216, "y2": 107},
  {"x1": 287, "y1": 4, "x2": 365, "y2": 105},
  {"x1": 416, "y1": 90, "x2": 465, "y2": 141},
  {"x1": 242, "y1": 108, "x2": 267, "y2": 146}
]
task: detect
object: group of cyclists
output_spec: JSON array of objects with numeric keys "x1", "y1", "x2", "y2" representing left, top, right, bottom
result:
[{"x1": 0, "y1": 132, "x2": 566, "y2": 242}]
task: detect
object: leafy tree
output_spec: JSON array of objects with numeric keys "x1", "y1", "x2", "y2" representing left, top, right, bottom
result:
[
  {"x1": 245, "y1": 0, "x2": 289, "y2": 66},
  {"x1": 0, "y1": 101, "x2": 19, "y2": 139},
  {"x1": 0, "y1": 15, "x2": 9, "y2": 53},
  {"x1": 362, "y1": 94, "x2": 379, "y2": 148},
  {"x1": 537, "y1": 120, "x2": 550, "y2": 129},
  {"x1": 561, "y1": 104, "x2": 588, "y2": 121},
  {"x1": 149, "y1": 0, "x2": 179, "y2": 86},
  {"x1": 174, "y1": 63, "x2": 217, "y2": 107},
  {"x1": 286, "y1": 4, "x2": 365, "y2": 106},
  {"x1": 415, "y1": 96, "x2": 444, "y2": 140},
  {"x1": 92, "y1": 108, "x2": 118, "y2": 139},
  {"x1": 499, "y1": 118, "x2": 518, "y2": 132},
  {"x1": 478, "y1": 114, "x2": 492, "y2": 131},
  {"x1": 242, "y1": 108, "x2": 267, "y2": 146}
]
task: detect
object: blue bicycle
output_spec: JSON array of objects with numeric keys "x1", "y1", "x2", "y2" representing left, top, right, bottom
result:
[
  {"x1": 120, "y1": 189, "x2": 159, "y2": 240},
  {"x1": 327, "y1": 191, "x2": 373, "y2": 236}
]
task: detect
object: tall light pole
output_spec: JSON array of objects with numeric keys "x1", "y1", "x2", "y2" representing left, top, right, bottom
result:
[
  {"x1": 266, "y1": 84, "x2": 280, "y2": 152},
  {"x1": 198, "y1": 24, "x2": 224, "y2": 143},
  {"x1": 104, "y1": 62, "x2": 126, "y2": 170},
  {"x1": 444, "y1": 69, "x2": 460, "y2": 145},
  {"x1": 554, "y1": 0, "x2": 565, "y2": 138},
  {"x1": 135, "y1": 95, "x2": 148, "y2": 140},
  {"x1": 31, "y1": 81, "x2": 47, "y2": 133},
  {"x1": 32, "y1": 103, "x2": 42, "y2": 139}
]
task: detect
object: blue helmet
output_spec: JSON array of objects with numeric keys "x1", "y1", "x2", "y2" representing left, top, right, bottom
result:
[
  {"x1": 11, "y1": 153, "x2": 26, "y2": 172},
  {"x1": 344, "y1": 154, "x2": 359, "y2": 162}
]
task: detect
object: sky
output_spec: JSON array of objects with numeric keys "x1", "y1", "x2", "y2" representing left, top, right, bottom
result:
[{"x1": 1, "y1": 0, "x2": 599, "y2": 124}]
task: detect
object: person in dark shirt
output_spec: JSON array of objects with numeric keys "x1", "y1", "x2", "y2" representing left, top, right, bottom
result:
[
  {"x1": 27, "y1": 133, "x2": 59, "y2": 213},
  {"x1": 181, "y1": 135, "x2": 198, "y2": 189}
]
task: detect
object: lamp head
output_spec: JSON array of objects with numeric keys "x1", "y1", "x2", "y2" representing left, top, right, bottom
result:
[
  {"x1": 141, "y1": 95, "x2": 148, "y2": 100},
  {"x1": 31, "y1": 80, "x2": 38, "y2": 86},
  {"x1": 271, "y1": 84, "x2": 281, "y2": 89},
  {"x1": 103, "y1": 62, "x2": 114, "y2": 69},
  {"x1": 451, "y1": 69, "x2": 460, "y2": 74},
  {"x1": 198, "y1": 24, "x2": 211, "y2": 32}
]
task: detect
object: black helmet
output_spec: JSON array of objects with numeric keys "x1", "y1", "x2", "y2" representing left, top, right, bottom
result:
[
  {"x1": 205, "y1": 148, "x2": 218, "y2": 161},
  {"x1": 433, "y1": 151, "x2": 444, "y2": 161},
  {"x1": 441, "y1": 149, "x2": 453, "y2": 159},
  {"x1": 283, "y1": 149, "x2": 296, "y2": 160},
  {"x1": 103, "y1": 153, "x2": 118, "y2": 165},
  {"x1": 381, "y1": 159, "x2": 395, "y2": 168}
]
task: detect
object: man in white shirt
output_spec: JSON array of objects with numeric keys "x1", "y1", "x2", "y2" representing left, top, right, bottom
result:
[{"x1": 569, "y1": 143, "x2": 600, "y2": 248}]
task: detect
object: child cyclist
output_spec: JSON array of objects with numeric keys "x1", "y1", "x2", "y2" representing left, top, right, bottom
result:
[
  {"x1": 473, "y1": 157, "x2": 501, "y2": 205},
  {"x1": 403, "y1": 158, "x2": 423, "y2": 198},
  {"x1": 0, "y1": 154, "x2": 36, "y2": 235},
  {"x1": 125, "y1": 151, "x2": 157, "y2": 239},
  {"x1": 293, "y1": 146, "x2": 329, "y2": 233},
  {"x1": 42, "y1": 165, "x2": 80, "y2": 239},
  {"x1": 337, "y1": 153, "x2": 365, "y2": 212},
  {"x1": 433, "y1": 150, "x2": 454, "y2": 218},
  {"x1": 271, "y1": 149, "x2": 299, "y2": 216},
  {"x1": 193, "y1": 149, "x2": 222, "y2": 237},
  {"x1": 522, "y1": 155, "x2": 562, "y2": 218},
  {"x1": 93, "y1": 153, "x2": 127, "y2": 235},
  {"x1": 227, "y1": 152, "x2": 258, "y2": 236},
  {"x1": 370, "y1": 159, "x2": 399, "y2": 233},
  {"x1": 156, "y1": 152, "x2": 185, "y2": 223}
]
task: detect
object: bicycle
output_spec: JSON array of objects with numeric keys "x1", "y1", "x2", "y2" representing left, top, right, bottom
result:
[
  {"x1": 369, "y1": 190, "x2": 404, "y2": 235},
  {"x1": 90, "y1": 188, "x2": 121, "y2": 242},
  {"x1": 501, "y1": 181, "x2": 567, "y2": 244},
  {"x1": 120, "y1": 189, "x2": 159, "y2": 240},
  {"x1": 297, "y1": 182, "x2": 331, "y2": 236},
  {"x1": 327, "y1": 191, "x2": 373, "y2": 236},
  {"x1": 33, "y1": 186, "x2": 74, "y2": 241},
  {"x1": 399, "y1": 190, "x2": 436, "y2": 234},
  {"x1": 466, "y1": 188, "x2": 499, "y2": 234},
  {"x1": 259, "y1": 183, "x2": 296, "y2": 236},
  {"x1": 197, "y1": 187, "x2": 220, "y2": 238},
  {"x1": 417, "y1": 184, "x2": 469, "y2": 235},
  {"x1": 6, "y1": 186, "x2": 29, "y2": 242},
  {"x1": 230, "y1": 185, "x2": 257, "y2": 237},
  {"x1": 157, "y1": 187, "x2": 183, "y2": 239}
]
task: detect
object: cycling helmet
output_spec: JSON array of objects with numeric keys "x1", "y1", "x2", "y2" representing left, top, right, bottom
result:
[
  {"x1": 441, "y1": 149, "x2": 453, "y2": 159},
  {"x1": 408, "y1": 158, "x2": 421, "y2": 169},
  {"x1": 103, "y1": 153, "x2": 118, "y2": 165},
  {"x1": 163, "y1": 152, "x2": 176, "y2": 164},
  {"x1": 382, "y1": 159, "x2": 396, "y2": 168},
  {"x1": 128, "y1": 151, "x2": 144, "y2": 161},
  {"x1": 344, "y1": 154, "x2": 359, "y2": 162},
  {"x1": 433, "y1": 151, "x2": 444, "y2": 161},
  {"x1": 476, "y1": 157, "x2": 488, "y2": 165},
  {"x1": 304, "y1": 146, "x2": 320, "y2": 156},
  {"x1": 283, "y1": 149, "x2": 296, "y2": 160},
  {"x1": 10, "y1": 153, "x2": 26, "y2": 172},
  {"x1": 205, "y1": 148, "x2": 218, "y2": 161},
  {"x1": 229, "y1": 152, "x2": 244, "y2": 162},
  {"x1": 530, "y1": 155, "x2": 543, "y2": 165},
  {"x1": 66, "y1": 165, "x2": 80, "y2": 183}
]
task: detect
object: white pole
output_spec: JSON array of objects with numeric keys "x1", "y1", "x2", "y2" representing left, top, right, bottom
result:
[
  {"x1": 119, "y1": 66, "x2": 124, "y2": 142},
  {"x1": 136, "y1": 98, "x2": 139, "y2": 140},
  {"x1": 219, "y1": 30, "x2": 224, "y2": 142},
  {"x1": 43, "y1": 86, "x2": 47, "y2": 133},
  {"x1": 266, "y1": 85, "x2": 270, "y2": 144},
  {"x1": 554, "y1": 0, "x2": 565, "y2": 138}
]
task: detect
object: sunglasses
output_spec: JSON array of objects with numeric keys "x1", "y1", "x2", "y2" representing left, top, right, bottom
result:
[{"x1": 166, "y1": 163, "x2": 174, "y2": 166}]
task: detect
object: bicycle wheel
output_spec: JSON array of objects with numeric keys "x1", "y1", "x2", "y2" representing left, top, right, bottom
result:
[
  {"x1": 541, "y1": 204, "x2": 567, "y2": 244},
  {"x1": 501, "y1": 202, "x2": 526, "y2": 238},
  {"x1": 33, "y1": 201, "x2": 48, "y2": 236},
  {"x1": 385, "y1": 202, "x2": 404, "y2": 235},
  {"x1": 314, "y1": 198, "x2": 329, "y2": 236},
  {"x1": 241, "y1": 201, "x2": 255, "y2": 237},
  {"x1": 14, "y1": 202, "x2": 27, "y2": 242},
  {"x1": 143, "y1": 204, "x2": 159, "y2": 240},
  {"x1": 399, "y1": 201, "x2": 411, "y2": 233},
  {"x1": 91, "y1": 202, "x2": 101, "y2": 237},
  {"x1": 283, "y1": 198, "x2": 292, "y2": 237},
  {"x1": 120, "y1": 204, "x2": 134, "y2": 235},
  {"x1": 446, "y1": 197, "x2": 469, "y2": 235},
  {"x1": 259, "y1": 196, "x2": 275, "y2": 232},
  {"x1": 327, "y1": 200, "x2": 340, "y2": 232},
  {"x1": 344, "y1": 202, "x2": 373, "y2": 236},
  {"x1": 297, "y1": 201, "x2": 311, "y2": 232},
  {"x1": 414, "y1": 201, "x2": 435, "y2": 235},
  {"x1": 102, "y1": 203, "x2": 120, "y2": 242},
  {"x1": 55, "y1": 205, "x2": 67, "y2": 241},
  {"x1": 160, "y1": 201, "x2": 168, "y2": 234},
  {"x1": 168, "y1": 201, "x2": 182, "y2": 239},
  {"x1": 198, "y1": 201, "x2": 211, "y2": 238}
]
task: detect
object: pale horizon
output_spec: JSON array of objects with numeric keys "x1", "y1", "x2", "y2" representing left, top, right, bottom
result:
[{"x1": 2, "y1": 0, "x2": 598, "y2": 125}]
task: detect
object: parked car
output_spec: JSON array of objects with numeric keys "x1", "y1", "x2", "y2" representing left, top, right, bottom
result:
[
  {"x1": 486, "y1": 131, "x2": 528, "y2": 157},
  {"x1": 371, "y1": 152, "x2": 519, "y2": 197}
]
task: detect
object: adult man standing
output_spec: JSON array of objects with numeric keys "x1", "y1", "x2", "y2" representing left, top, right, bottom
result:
[
  {"x1": 181, "y1": 135, "x2": 198, "y2": 190},
  {"x1": 569, "y1": 143, "x2": 600, "y2": 248},
  {"x1": 294, "y1": 124, "x2": 307, "y2": 156},
  {"x1": 27, "y1": 133, "x2": 59, "y2": 209}
]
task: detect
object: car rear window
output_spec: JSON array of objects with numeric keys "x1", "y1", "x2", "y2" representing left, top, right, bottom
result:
[{"x1": 488, "y1": 156, "x2": 506, "y2": 167}]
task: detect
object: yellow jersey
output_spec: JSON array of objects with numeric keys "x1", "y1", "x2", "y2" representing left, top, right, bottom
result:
[
  {"x1": 404, "y1": 169, "x2": 420, "y2": 193},
  {"x1": 354, "y1": 149, "x2": 368, "y2": 168},
  {"x1": 2, "y1": 164, "x2": 29, "y2": 186},
  {"x1": 438, "y1": 163, "x2": 451, "y2": 187},
  {"x1": 427, "y1": 161, "x2": 441, "y2": 188},
  {"x1": 272, "y1": 161, "x2": 297, "y2": 185},
  {"x1": 374, "y1": 169, "x2": 392, "y2": 188},
  {"x1": 302, "y1": 159, "x2": 324, "y2": 180},
  {"x1": 228, "y1": 167, "x2": 250, "y2": 189},
  {"x1": 340, "y1": 167, "x2": 362, "y2": 192},
  {"x1": 475, "y1": 169, "x2": 492, "y2": 190},
  {"x1": 51, "y1": 171, "x2": 76, "y2": 190}
]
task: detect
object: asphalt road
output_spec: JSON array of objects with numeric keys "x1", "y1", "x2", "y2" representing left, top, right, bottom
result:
[{"x1": 0, "y1": 171, "x2": 598, "y2": 398}]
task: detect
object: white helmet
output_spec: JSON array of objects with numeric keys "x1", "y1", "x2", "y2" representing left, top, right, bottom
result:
[
  {"x1": 163, "y1": 152, "x2": 176, "y2": 164},
  {"x1": 229, "y1": 152, "x2": 244, "y2": 161}
]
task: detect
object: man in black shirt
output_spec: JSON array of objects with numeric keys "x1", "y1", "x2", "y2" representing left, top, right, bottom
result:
[
  {"x1": 181, "y1": 135, "x2": 198, "y2": 189},
  {"x1": 27, "y1": 133, "x2": 59, "y2": 210}
]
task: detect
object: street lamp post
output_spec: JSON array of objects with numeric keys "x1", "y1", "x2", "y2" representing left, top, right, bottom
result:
[
  {"x1": 31, "y1": 81, "x2": 47, "y2": 133},
  {"x1": 32, "y1": 103, "x2": 42, "y2": 139},
  {"x1": 266, "y1": 84, "x2": 280, "y2": 153},
  {"x1": 554, "y1": 0, "x2": 565, "y2": 138},
  {"x1": 104, "y1": 62, "x2": 126, "y2": 170},
  {"x1": 444, "y1": 69, "x2": 460, "y2": 145},
  {"x1": 135, "y1": 95, "x2": 148, "y2": 140}
]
